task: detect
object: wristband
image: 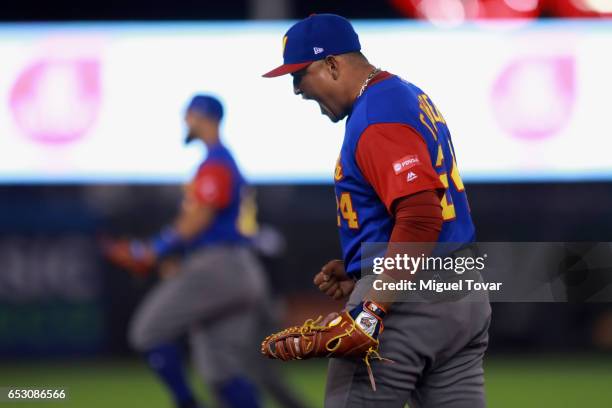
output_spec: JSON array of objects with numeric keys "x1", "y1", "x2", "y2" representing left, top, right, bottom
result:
[
  {"x1": 151, "y1": 227, "x2": 183, "y2": 258},
  {"x1": 363, "y1": 300, "x2": 387, "y2": 319}
]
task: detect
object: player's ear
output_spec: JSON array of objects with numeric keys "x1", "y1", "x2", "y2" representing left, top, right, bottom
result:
[{"x1": 324, "y1": 55, "x2": 340, "y2": 80}]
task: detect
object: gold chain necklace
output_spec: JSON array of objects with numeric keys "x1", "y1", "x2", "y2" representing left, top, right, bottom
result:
[{"x1": 357, "y1": 67, "x2": 382, "y2": 98}]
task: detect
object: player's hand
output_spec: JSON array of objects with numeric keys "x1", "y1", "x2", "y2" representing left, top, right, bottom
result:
[
  {"x1": 101, "y1": 238, "x2": 157, "y2": 277},
  {"x1": 313, "y1": 259, "x2": 355, "y2": 300}
]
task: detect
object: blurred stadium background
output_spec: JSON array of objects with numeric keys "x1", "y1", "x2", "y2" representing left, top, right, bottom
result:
[{"x1": 1, "y1": 0, "x2": 612, "y2": 407}]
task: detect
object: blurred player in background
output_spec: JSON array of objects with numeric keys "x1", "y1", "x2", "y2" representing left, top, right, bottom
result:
[
  {"x1": 263, "y1": 14, "x2": 491, "y2": 407},
  {"x1": 103, "y1": 95, "x2": 307, "y2": 408}
]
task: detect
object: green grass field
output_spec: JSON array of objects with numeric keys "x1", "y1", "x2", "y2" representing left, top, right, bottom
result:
[{"x1": 1, "y1": 356, "x2": 612, "y2": 407}]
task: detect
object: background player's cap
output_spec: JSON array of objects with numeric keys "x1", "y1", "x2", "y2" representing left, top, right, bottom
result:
[
  {"x1": 185, "y1": 94, "x2": 224, "y2": 144},
  {"x1": 186, "y1": 94, "x2": 224, "y2": 121},
  {"x1": 262, "y1": 14, "x2": 361, "y2": 78}
]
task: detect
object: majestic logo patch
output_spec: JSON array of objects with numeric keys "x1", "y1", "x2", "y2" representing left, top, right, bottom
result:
[
  {"x1": 392, "y1": 154, "x2": 420, "y2": 175},
  {"x1": 407, "y1": 171, "x2": 418, "y2": 182},
  {"x1": 313, "y1": 47, "x2": 324, "y2": 55}
]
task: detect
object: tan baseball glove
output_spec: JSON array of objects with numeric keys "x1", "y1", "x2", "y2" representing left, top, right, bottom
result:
[{"x1": 261, "y1": 306, "x2": 392, "y2": 390}]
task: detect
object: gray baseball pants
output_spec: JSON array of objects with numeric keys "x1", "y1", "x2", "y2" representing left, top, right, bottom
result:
[
  {"x1": 325, "y1": 274, "x2": 491, "y2": 408},
  {"x1": 128, "y1": 245, "x2": 267, "y2": 384}
]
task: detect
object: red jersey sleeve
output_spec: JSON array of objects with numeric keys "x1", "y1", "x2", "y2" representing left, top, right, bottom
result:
[
  {"x1": 355, "y1": 123, "x2": 445, "y2": 212},
  {"x1": 191, "y1": 162, "x2": 233, "y2": 209}
]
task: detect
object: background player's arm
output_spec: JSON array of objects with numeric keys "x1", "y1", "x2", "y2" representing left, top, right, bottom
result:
[
  {"x1": 102, "y1": 162, "x2": 232, "y2": 275},
  {"x1": 173, "y1": 184, "x2": 217, "y2": 240},
  {"x1": 151, "y1": 162, "x2": 233, "y2": 256}
]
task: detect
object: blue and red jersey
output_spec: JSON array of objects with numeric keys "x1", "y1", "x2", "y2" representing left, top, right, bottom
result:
[
  {"x1": 335, "y1": 72, "x2": 475, "y2": 277},
  {"x1": 184, "y1": 143, "x2": 255, "y2": 250}
]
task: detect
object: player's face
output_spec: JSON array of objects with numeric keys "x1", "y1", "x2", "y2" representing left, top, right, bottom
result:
[
  {"x1": 185, "y1": 111, "x2": 199, "y2": 143},
  {"x1": 292, "y1": 60, "x2": 345, "y2": 123},
  {"x1": 185, "y1": 111, "x2": 218, "y2": 144}
]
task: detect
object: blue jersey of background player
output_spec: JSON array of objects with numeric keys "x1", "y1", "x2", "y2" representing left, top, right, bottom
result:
[
  {"x1": 181, "y1": 127, "x2": 253, "y2": 252},
  {"x1": 163, "y1": 95, "x2": 255, "y2": 255},
  {"x1": 336, "y1": 72, "x2": 475, "y2": 277}
]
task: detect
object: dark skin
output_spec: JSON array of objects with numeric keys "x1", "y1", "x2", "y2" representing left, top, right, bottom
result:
[{"x1": 291, "y1": 53, "x2": 377, "y2": 123}]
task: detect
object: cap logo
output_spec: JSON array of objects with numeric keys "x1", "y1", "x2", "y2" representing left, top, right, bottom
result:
[
  {"x1": 282, "y1": 35, "x2": 288, "y2": 55},
  {"x1": 313, "y1": 47, "x2": 324, "y2": 55}
]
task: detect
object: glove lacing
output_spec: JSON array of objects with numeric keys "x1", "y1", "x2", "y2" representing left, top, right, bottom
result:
[
  {"x1": 304, "y1": 315, "x2": 395, "y2": 391},
  {"x1": 263, "y1": 315, "x2": 394, "y2": 391}
]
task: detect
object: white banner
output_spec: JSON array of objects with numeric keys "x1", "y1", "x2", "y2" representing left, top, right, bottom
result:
[{"x1": 0, "y1": 20, "x2": 610, "y2": 183}]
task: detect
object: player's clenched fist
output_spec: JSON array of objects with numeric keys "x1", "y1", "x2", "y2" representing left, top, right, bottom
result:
[{"x1": 313, "y1": 259, "x2": 355, "y2": 300}]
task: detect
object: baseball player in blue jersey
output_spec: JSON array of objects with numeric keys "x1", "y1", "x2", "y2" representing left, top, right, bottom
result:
[
  {"x1": 103, "y1": 95, "x2": 279, "y2": 408},
  {"x1": 261, "y1": 14, "x2": 491, "y2": 407}
]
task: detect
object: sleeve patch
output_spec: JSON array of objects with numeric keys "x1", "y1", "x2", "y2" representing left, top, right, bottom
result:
[
  {"x1": 355, "y1": 123, "x2": 445, "y2": 212},
  {"x1": 392, "y1": 154, "x2": 420, "y2": 175}
]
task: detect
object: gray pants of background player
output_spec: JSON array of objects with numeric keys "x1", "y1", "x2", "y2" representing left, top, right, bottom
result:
[
  {"x1": 325, "y1": 274, "x2": 491, "y2": 408},
  {"x1": 128, "y1": 245, "x2": 267, "y2": 385}
]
